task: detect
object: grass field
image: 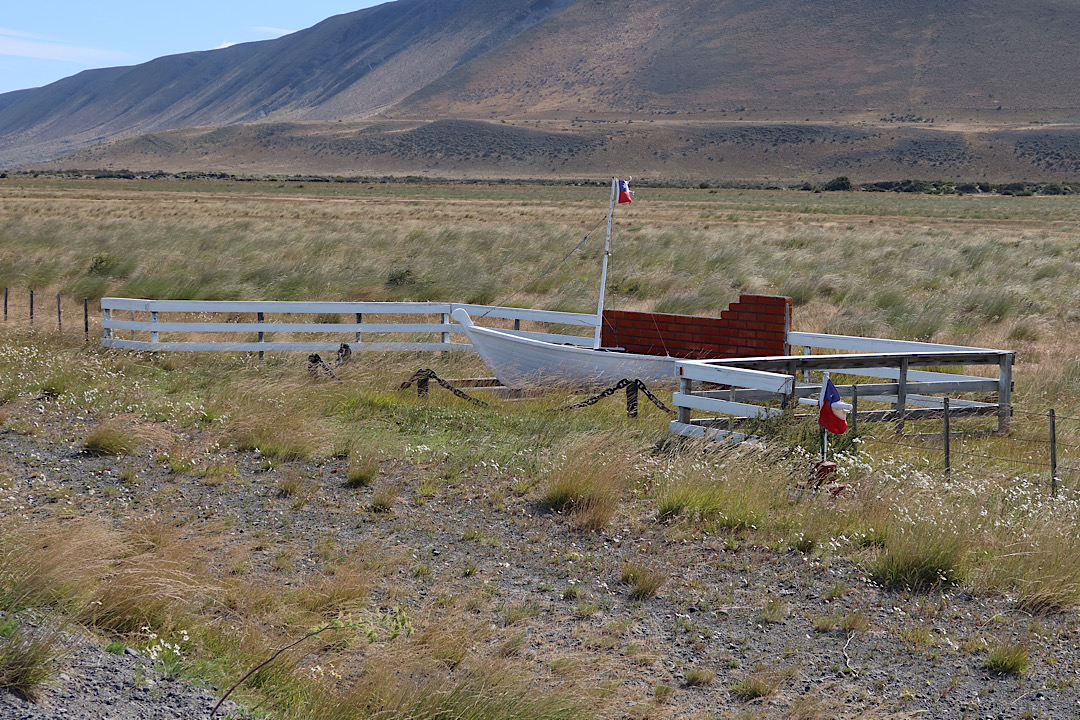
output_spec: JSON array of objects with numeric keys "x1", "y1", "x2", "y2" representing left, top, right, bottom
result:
[{"x1": 2, "y1": 179, "x2": 1080, "y2": 718}]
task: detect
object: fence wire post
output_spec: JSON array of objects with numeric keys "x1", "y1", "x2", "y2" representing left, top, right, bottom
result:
[
  {"x1": 3, "y1": 287, "x2": 6, "y2": 321},
  {"x1": 257, "y1": 311, "x2": 265, "y2": 361},
  {"x1": 943, "y1": 397, "x2": 951, "y2": 478},
  {"x1": 29, "y1": 289, "x2": 33, "y2": 327},
  {"x1": 83, "y1": 297, "x2": 89, "y2": 342},
  {"x1": 626, "y1": 381, "x2": 638, "y2": 418},
  {"x1": 57, "y1": 293, "x2": 62, "y2": 334},
  {"x1": 1050, "y1": 408, "x2": 1058, "y2": 497}
]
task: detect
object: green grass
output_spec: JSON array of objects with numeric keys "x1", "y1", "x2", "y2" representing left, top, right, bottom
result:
[
  {"x1": 620, "y1": 562, "x2": 668, "y2": 601},
  {"x1": 984, "y1": 642, "x2": 1029, "y2": 675},
  {"x1": 0, "y1": 621, "x2": 63, "y2": 701},
  {"x1": 728, "y1": 672, "x2": 779, "y2": 702}
]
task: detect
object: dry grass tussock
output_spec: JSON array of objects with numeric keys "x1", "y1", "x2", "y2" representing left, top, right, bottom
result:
[
  {"x1": 83, "y1": 415, "x2": 174, "y2": 457},
  {"x1": 0, "y1": 520, "x2": 121, "y2": 611},
  {"x1": 539, "y1": 431, "x2": 642, "y2": 531}
]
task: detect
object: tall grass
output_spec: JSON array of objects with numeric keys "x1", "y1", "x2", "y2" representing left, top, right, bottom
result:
[{"x1": 538, "y1": 432, "x2": 638, "y2": 531}]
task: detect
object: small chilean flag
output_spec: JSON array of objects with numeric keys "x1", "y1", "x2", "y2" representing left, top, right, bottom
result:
[
  {"x1": 617, "y1": 177, "x2": 633, "y2": 204},
  {"x1": 818, "y1": 376, "x2": 849, "y2": 435}
]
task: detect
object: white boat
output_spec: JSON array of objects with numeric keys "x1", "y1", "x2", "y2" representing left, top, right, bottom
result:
[
  {"x1": 453, "y1": 177, "x2": 679, "y2": 389},
  {"x1": 451, "y1": 308, "x2": 677, "y2": 388}
]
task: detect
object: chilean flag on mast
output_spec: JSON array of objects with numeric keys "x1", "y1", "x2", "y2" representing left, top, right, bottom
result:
[
  {"x1": 617, "y1": 177, "x2": 634, "y2": 204},
  {"x1": 818, "y1": 375, "x2": 849, "y2": 435}
]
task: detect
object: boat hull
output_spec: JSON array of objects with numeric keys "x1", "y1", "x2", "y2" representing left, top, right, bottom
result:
[{"x1": 452, "y1": 309, "x2": 676, "y2": 389}]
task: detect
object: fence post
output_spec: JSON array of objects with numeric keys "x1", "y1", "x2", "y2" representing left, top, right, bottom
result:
[
  {"x1": 29, "y1": 289, "x2": 33, "y2": 327},
  {"x1": 677, "y1": 376, "x2": 692, "y2": 425},
  {"x1": 943, "y1": 397, "x2": 951, "y2": 478},
  {"x1": 83, "y1": 298, "x2": 89, "y2": 342},
  {"x1": 355, "y1": 312, "x2": 362, "y2": 344},
  {"x1": 441, "y1": 312, "x2": 450, "y2": 347},
  {"x1": 257, "y1": 311, "x2": 265, "y2": 361},
  {"x1": 998, "y1": 352, "x2": 1014, "y2": 434},
  {"x1": 626, "y1": 381, "x2": 639, "y2": 418},
  {"x1": 150, "y1": 311, "x2": 159, "y2": 345},
  {"x1": 102, "y1": 305, "x2": 112, "y2": 340},
  {"x1": 514, "y1": 319, "x2": 521, "y2": 331},
  {"x1": 56, "y1": 293, "x2": 62, "y2": 334},
  {"x1": 130, "y1": 312, "x2": 135, "y2": 340},
  {"x1": 895, "y1": 358, "x2": 908, "y2": 434},
  {"x1": 850, "y1": 385, "x2": 858, "y2": 435},
  {"x1": 1050, "y1": 408, "x2": 1058, "y2": 497},
  {"x1": 3, "y1": 287, "x2": 6, "y2": 321}
]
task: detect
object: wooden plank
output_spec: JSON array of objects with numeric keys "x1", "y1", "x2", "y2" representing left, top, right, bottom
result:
[
  {"x1": 851, "y1": 394, "x2": 996, "y2": 409},
  {"x1": 100, "y1": 299, "x2": 598, "y2": 326},
  {"x1": 102, "y1": 339, "x2": 471, "y2": 353},
  {"x1": 676, "y1": 361, "x2": 795, "y2": 393},
  {"x1": 788, "y1": 331, "x2": 996, "y2": 354},
  {"x1": 717, "y1": 351, "x2": 1007, "y2": 371},
  {"x1": 101, "y1": 298, "x2": 456, "y2": 314},
  {"x1": 852, "y1": 406, "x2": 999, "y2": 422},
  {"x1": 822, "y1": 366, "x2": 990, "y2": 383},
  {"x1": 668, "y1": 421, "x2": 749, "y2": 442},
  {"x1": 672, "y1": 393, "x2": 783, "y2": 418},
  {"x1": 103, "y1": 320, "x2": 457, "y2": 334}
]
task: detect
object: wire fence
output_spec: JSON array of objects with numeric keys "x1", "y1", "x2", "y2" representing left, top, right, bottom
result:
[
  {"x1": 856, "y1": 404, "x2": 1080, "y2": 496},
  {"x1": 3, "y1": 287, "x2": 93, "y2": 341}
]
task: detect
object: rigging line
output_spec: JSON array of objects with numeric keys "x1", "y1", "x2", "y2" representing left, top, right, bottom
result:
[
  {"x1": 563, "y1": 258, "x2": 599, "y2": 308},
  {"x1": 478, "y1": 212, "x2": 611, "y2": 320},
  {"x1": 650, "y1": 314, "x2": 672, "y2": 358}
]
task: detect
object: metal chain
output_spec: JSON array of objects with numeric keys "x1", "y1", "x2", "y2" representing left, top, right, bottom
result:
[
  {"x1": 398, "y1": 369, "x2": 490, "y2": 407},
  {"x1": 558, "y1": 378, "x2": 674, "y2": 415}
]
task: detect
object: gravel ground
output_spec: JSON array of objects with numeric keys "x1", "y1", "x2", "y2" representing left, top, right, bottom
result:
[{"x1": 2, "y1": 395, "x2": 1079, "y2": 719}]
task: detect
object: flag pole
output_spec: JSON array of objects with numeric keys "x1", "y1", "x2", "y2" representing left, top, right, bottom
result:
[
  {"x1": 594, "y1": 177, "x2": 617, "y2": 349},
  {"x1": 820, "y1": 371, "x2": 829, "y2": 462}
]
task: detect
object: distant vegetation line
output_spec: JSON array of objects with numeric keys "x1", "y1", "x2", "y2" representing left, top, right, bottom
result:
[{"x1": 3, "y1": 170, "x2": 1077, "y2": 196}]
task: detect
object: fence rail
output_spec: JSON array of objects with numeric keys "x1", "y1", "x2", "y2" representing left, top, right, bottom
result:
[
  {"x1": 671, "y1": 335, "x2": 1014, "y2": 439},
  {"x1": 99, "y1": 298, "x2": 598, "y2": 353}
]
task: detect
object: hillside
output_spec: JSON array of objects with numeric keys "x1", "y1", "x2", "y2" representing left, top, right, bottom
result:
[{"x1": 4, "y1": 0, "x2": 1080, "y2": 179}]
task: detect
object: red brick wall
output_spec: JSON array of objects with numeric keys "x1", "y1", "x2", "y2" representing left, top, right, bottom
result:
[{"x1": 601, "y1": 295, "x2": 792, "y2": 359}]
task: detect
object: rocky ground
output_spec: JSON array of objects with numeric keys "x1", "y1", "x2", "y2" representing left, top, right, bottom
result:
[{"x1": 1, "y1": 394, "x2": 1079, "y2": 719}]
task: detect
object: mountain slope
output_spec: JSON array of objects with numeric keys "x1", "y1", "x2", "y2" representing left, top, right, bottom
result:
[
  {"x1": 3, "y1": 0, "x2": 1080, "y2": 174},
  {"x1": 0, "y1": 0, "x2": 578, "y2": 166}
]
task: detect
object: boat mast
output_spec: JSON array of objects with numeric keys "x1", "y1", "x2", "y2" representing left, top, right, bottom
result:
[{"x1": 594, "y1": 177, "x2": 617, "y2": 349}]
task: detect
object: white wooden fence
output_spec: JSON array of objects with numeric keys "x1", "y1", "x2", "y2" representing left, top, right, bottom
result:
[
  {"x1": 100, "y1": 298, "x2": 596, "y2": 353},
  {"x1": 671, "y1": 331, "x2": 1014, "y2": 438}
]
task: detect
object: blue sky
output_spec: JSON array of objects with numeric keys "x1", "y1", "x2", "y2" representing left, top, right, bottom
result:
[{"x1": 0, "y1": 1, "x2": 390, "y2": 95}]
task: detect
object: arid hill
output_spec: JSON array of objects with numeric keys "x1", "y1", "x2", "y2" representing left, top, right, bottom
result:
[{"x1": 4, "y1": 0, "x2": 1080, "y2": 181}]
